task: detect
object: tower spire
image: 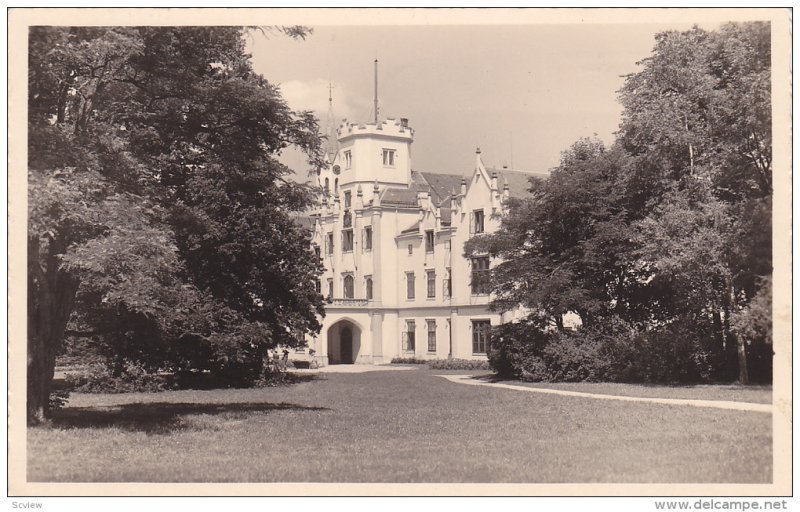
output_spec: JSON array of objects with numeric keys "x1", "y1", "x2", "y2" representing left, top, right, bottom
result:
[
  {"x1": 373, "y1": 58, "x2": 379, "y2": 124},
  {"x1": 324, "y1": 80, "x2": 338, "y2": 160}
]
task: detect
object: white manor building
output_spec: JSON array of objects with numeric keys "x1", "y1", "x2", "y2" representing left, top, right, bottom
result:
[{"x1": 305, "y1": 115, "x2": 546, "y2": 365}]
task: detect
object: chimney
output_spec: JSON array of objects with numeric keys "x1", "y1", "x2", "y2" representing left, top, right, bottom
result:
[
  {"x1": 460, "y1": 176, "x2": 467, "y2": 196},
  {"x1": 491, "y1": 171, "x2": 498, "y2": 191}
]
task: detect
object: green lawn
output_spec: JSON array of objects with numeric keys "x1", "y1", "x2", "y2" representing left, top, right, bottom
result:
[{"x1": 28, "y1": 368, "x2": 772, "y2": 483}]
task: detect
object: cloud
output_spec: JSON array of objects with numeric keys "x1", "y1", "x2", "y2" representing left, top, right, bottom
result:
[{"x1": 277, "y1": 78, "x2": 370, "y2": 123}]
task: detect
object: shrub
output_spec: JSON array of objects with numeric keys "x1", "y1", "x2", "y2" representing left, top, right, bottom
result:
[
  {"x1": 66, "y1": 362, "x2": 174, "y2": 393},
  {"x1": 426, "y1": 358, "x2": 491, "y2": 370},
  {"x1": 605, "y1": 321, "x2": 715, "y2": 383},
  {"x1": 488, "y1": 320, "x2": 552, "y2": 379},
  {"x1": 390, "y1": 357, "x2": 427, "y2": 364},
  {"x1": 539, "y1": 331, "x2": 613, "y2": 382},
  {"x1": 487, "y1": 316, "x2": 717, "y2": 384}
]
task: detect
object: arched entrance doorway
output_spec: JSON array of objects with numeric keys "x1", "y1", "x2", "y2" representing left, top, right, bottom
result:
[
  {"x1": 340, "y1": 326, "x2": 353, "y2": 363},
  {"x1": 326, "y1": 320, "x2": 361, "y2": 364}
]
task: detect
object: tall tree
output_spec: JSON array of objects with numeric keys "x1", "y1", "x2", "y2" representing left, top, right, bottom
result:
[
  {"x1": 28, "y1": 26, "x2": 324, "y2": 423},
  {"x1": 475, "y1": 22, "x2": 771, "y2": 384}
]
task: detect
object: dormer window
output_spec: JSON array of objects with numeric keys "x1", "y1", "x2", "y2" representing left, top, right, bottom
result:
[
  {"x1": 382, "y1": 149, "x2": 396, "y2": 167},
  {"x1": 470, "y1": 209, "x2": 485, "y2": 234},
  {"x1": 344, "y1": 150, "x2": 352, "y2": 169}
]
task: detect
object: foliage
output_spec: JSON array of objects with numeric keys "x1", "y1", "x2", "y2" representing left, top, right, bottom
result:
[
  {"x1": 390, "y1": 357, "x2": 427, "y2": 365},
  {"x1": 27, "y1": 26, "x2": 324, "y2": 423},
  {"x1": 489, "y1": 319, "x2": 715, "y2": 384},
  {"x1": 471, "y1": 22, "x2": 772, "y2": 384},
  {"x1": 426, "y1": 358, "x2": 492, "y2": 371},
  {"x1": 65, "y1": 362, "x2": 175, "y2": 393}
]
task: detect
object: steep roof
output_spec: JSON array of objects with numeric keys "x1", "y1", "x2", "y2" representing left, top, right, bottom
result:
[
  {"x1": 380, "y1": 187, "x2": 419, "y2": 207},
  {"x1": 486, "y1": 168, "x2": 549, "y2": 199},
  {"x1": 412, "y1": 171, "x2": 470, "y2": 203},
  {"x1": 400, "y1": 221, "x2": 420, "y2": 234}
]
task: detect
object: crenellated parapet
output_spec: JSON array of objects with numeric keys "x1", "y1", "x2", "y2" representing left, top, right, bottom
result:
[{"x1": 338, "y1": 118, "x2": 414, "y2": 142}]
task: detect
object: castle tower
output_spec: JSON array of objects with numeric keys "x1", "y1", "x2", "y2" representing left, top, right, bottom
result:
[{"x1": 333, "y1": 117, "x2": 414, "y2": 191}]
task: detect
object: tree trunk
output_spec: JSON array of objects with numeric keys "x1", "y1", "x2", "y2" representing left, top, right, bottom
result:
[
  {"x1": 27, "y1": 236, "x2": 79, "y2": 425},
  {"x1": 723, "y1": 277, "x2": 749, "y2": 385}
]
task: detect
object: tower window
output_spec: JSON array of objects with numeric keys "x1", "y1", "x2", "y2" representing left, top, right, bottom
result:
[
  {"x1": 327, "y1": 278, "x2": 334, "y2": 300},
  {"x1": 343, "y1": 274, "x2": 354, "y2": 299},
  {"x1": 363, "y1": 226, "x2": 372, "y2": 251},
  {"x1": 344, "y1": 190, "x2": 352, "y2": 208},
  {"x1": 470, "y1": 209, "x2": 485, "y2": 234},
  {"x1": 324, "y1": 177, "x2": 330, "y2": 195},
  {"x1": 382, "y1": 149, "x2": 396, "y2": 167},
  {"x1": 365, "y1": 276, "x2": 373, "y2": 300},
  {"x1": 342, "y1": 229, "x2": 354, "y2": 252},
  {"x1": 403, "y1": 320, "x2": 416, "y2": 352},
  {"x1": 471, "y1": 256, "x2": 490, "y2": 295},
  {"x1": 472, "y1": 320, "x2": 491, "y2": 354},
  {"x1": 427, "y1": 320, "x2": 437, "y2": 353},
  {"x1": 425, "y1": 230, "x2": 435, "y2": 253},
  {"x1": 326, "y1": 232, "x2": 334, "y2": 255},
  {"x1": 426, "y1": 270, "x2": 436, "y2": 298},
  {"x1": 344, "y1": 150, "x2": 352, "y2": 169}
]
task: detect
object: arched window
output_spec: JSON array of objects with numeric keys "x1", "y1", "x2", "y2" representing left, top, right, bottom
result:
[
  {"x1": 365, "y1": 277, "x2": 373, "y2": 300},
  {"x1": 334, "y1": 178, "x2": 339, "y2": 193},
  {"x1": 343, "y1": 275, "x2": 354, "y2": 299},
  {"x1": 324, "y1": 177, "x2": 330, "y2": 194}
]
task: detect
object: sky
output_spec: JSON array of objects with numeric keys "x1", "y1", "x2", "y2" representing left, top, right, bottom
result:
[{"x1": 247, "y1": 22, "x2": 704, "y2": 179}]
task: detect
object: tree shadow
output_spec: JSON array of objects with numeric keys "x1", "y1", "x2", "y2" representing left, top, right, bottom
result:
[{"x1": 48, "y1": 401, "x2": 329, "y2": 435}]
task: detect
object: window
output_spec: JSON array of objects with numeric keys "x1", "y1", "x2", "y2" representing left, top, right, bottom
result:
[
  {"x1": 316, "y1": 279, "x2": 322, "y2": 294},
  {"x1": 382, "y1": 148, "x2": 396, "y2": 167},
  {"x1": 471, "y1": 257, "x2": 490, "y2": 295},
  {"x1": 426, "y1": 270, "x2": 436, "y2": 298},
  {"x1": 327, "y1": 278, "x2": 334, "y2": 300},
  {"x1": 326, "y1": 232, "x2": 334, "y2": 255},
  {"x1": 365, "y1": 276, "x2": 373, "y2": 300},
  {"x1": 343, "y1": 210, "x2": 352, "y2": 228},
  {"x1": 324, "y1": 177, "x2": 330, "y2": 195},
  {"x1": 344, "y1": 191, "x2": 352, "y2": 208},
  {"x1": 406, "y1": 272, "x2": 415, "y2": 299},
  {"x1": 425, "y1": 230, "x2": 435, "y2": 253},
  {"x1": 334, "y1": 178, "x2": 339, "y2": 194},
  {"x1": 408, "y1": 244, "x2": 413, "y2": 255},
  {"x1": 427, "y1": 320, "x2": 436, "y2": 352},
  {"x1": 403, "y1": 320, "x2": 416, "y2": 352},
  {"x1": 472, "y1": 320, "x2": 491, "y2": 354},
  {"x1": 344, "y1": 150, "x2": 352, "y2": 169},
  {"x1": 363, "y1": 226, "x2": 372, "y2": 251},
  {"x1": 470, "y1": 209, "x2": 485, "y2": 234},
  {"x1": 313, "y1": 245, "x2": 321, "y2": 261},
  {"x1": 443, "y1": 269, "x2": 452, "y2": 298},
  {"x1": 342, "y1": 229, "x2": 354, "y2": 252},
  {"x1": 343, "y1": 274, "x2": 354, "y2": 299}
]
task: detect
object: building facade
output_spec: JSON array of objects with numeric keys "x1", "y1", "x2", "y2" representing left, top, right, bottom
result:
[{"x1": 306, "y1": 116, "x2": 541, "y2": 365}]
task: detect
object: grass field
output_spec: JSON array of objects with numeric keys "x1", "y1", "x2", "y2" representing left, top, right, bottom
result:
[{"x1": 28, "y1": 368, "x2": 772, "y2": 483}]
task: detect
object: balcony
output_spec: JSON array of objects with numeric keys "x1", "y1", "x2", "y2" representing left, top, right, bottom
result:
[{"x1": 327, "y1": 298, "x2": 370, "y2": 308}]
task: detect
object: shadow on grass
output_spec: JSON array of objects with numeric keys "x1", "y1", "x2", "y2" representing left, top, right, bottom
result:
[{"x1": 49, "y1": 401, "x2": 329, "y2": 435}]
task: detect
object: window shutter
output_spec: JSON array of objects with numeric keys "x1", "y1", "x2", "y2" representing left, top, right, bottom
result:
[
  {"x1": 361, "y1": 228, "x2": 365, "y2": 251},
  {"x1": 469, "y1": 211, "x2": 475, "y2": 234}
]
